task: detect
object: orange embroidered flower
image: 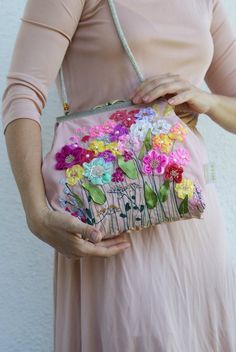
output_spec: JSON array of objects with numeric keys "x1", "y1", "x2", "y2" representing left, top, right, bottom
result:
[
  {"x1": 168, "y1": 123, "x2": 188, "y2": 142},
  {"x1": 152, "y1": 134, "x2": 173, "y2": 154}
]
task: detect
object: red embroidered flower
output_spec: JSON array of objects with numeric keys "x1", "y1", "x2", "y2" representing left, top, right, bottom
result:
[
  {"x1": 81, "y1": 135, "x2": 90, "y2": 143},
  {"x1": 164, "y1": 162, "x2": 183, "y2": 183},
  {"x1": 109, "y1": 110, "x2": 128, "y2": 122},
  {"x1": 78, "y1": 149, "x2": 95, "y2": 165},
  {"x1": 122, "y1": 113, "x2": 136, "y2": 127},
  {"x1": 112, "y1": 167, "x2": 125, "y2": 182}
]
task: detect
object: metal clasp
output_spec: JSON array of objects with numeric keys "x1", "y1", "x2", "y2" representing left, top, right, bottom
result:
[{"x1": 92, "y1": 99, "x2": 127, "y2": 110}]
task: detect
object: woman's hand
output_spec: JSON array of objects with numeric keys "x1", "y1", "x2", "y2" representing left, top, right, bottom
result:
[
  {"x1": 27, "y1": 207, "x2": 131, "y2": 259},
  {"x1": 131, "y1": 73, "x2": 216, "y2": 115}
]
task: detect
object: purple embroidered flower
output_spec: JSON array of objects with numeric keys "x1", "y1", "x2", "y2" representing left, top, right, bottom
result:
[
  {"x1": 123, "y1": 150, "x2": 133, "y2": 161},
  {"x1": 97, "y1": 150, "x2": 116, "y2": 162},
  {"x1": 55, "y1": 145, "x2": 82, "y2": 170},
  {"x1": 189, "y1": 184, "x2": 206, "y2": 214},
  {"x1": 109, "y1": 124, "x2": 129, "y2": 142},
  {"x1": 112, "y1": 167, "x2": 125, "y2": 182},
  {"x1": 135, "y1": 107, "x2": 157, "y2": 121},
  {"x1": 142, "y1": 150, "x2": 169, "y2": 175}
]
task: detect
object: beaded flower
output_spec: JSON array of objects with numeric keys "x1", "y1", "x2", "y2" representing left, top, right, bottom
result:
[{"x1": 83, "y1": 158, "x2": 113, "y2": 185}]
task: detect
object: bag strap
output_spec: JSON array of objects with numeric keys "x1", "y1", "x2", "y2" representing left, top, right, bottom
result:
[{"x1": 58, "y1": 0, "x2": 144, "y2": 115}]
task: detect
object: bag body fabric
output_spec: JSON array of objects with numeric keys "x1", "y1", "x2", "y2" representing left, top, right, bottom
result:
[{"x1": 42, "y1": 99, "x2": 206, "y2": 238}]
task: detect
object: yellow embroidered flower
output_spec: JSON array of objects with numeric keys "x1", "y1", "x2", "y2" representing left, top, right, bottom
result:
[
  {"x1": 66, "y1": 164, "x2": 84, "y2": 186},
  {"x1": 168, "y1": 123, "x2": 188, "y2": 142},
  {"x1": 152, "y1": 134, "x2": 173, "y2": 154},
  {"x1": 105, "y1": 142, "x2": 122, "y2": 156},
  {"x1": 88, "y1": 140, "x2": 105, "y2": 155},
  {"x1": 175, "y1": 178, "x2": 194, "y2": 199}
]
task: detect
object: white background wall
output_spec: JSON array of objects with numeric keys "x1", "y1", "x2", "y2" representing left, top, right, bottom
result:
[{"x1": 1, "y1": 1, "x2": 236, "y2": 351}]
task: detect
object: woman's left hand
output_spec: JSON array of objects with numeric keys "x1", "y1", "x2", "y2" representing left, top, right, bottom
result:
[{"x1": 131, "y1": 73, "x2": 216, "y2": 115}]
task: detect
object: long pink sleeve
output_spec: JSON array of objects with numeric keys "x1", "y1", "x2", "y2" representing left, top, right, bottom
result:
[
  {"x1": 1, "y1": 0, "x2": 85, "y2": 135},
  {"x1": 205, "y1": 0, "x2": 236, "y2": 96}
]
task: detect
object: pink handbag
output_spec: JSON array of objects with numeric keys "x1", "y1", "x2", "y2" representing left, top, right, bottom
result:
[{"x1": 41, "y1": 0, "x2": 210, "y2": 239}]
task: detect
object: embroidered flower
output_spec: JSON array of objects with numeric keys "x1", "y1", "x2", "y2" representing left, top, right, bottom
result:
[
  {"x1": 112, "y1": 167, "x2": 125, "y2": 182},
  {"x1": 109, "y1": 124, "x2": 129, "y2": 142},
  {"x1": 69, "y1": 135, "x2": 80, "y2": 143},
  {"x1": 97, "y1": 150, "x2": 116, "y2": 162},
  {"x1": 152, "y1": 134, "x2": 174, "y2": 154},
  {"x1": 169, "y1": 148, "x2": 190, "y2": 166},
  {"x1": 88, "y1": 140, "x2": 106, "y2": 155},
  {"x1": 188, "y1": 184, "x2": 206, "y2": 213},
  {"x1": 118, "y1": 135, "x2": 141, "y2": 152},
  {"x1": 123, "y1": 150, "x2": 133, "y2": 161},
  {"x1": 89, "y1": 125, "x2": 104, "y2": 138},
  {"x1": 55, "y1": 145, "x2": 82, "y2": 170},
  {"x1": 175, "y1": 178, "x2": 194, "y2": 199},
  {"x1": 81, "y1": 135, "x2": 90, "y2": 143},
  {"x1": 164, "y1": 162, "x2": 183, "y2": 183},
  {"x1": 83, "y1": 158, "x2": 113, "y2": 185},
  {"x1": 109, "y1": 110, "x2": 128, "y2": 122},
  {"x1": 130, "y1": 120, "x2": 153, "y2": 141},
  {"x1": 122, "y1": 113, "x2": 136, "y2": 127},
  {"x1": 78, "y1": 149, "x2": 95, "y2": 165},
  {"x1": 135, "y1": 107, "x2": 157, "y2": 121},
  {"x1": 169, "y1": 123, "x2": 188, "y2": 142},
  {"x1": 105, "y1": 142, "x2": 122, "y2": 156},
  {"x1": 101, "y1": 120, "x2": 117, "y2": 134},
  {"x1": 66, "y1": 164, "x2": 84, "y2": 186},
  {"x1": 152, "y1": 119, "x2": 171, "y2": 135},
  {"x1": 142, "y1": 150, "x2": 169, "y2": 175}
]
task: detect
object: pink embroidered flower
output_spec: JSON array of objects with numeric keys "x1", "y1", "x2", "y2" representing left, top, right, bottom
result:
[
  {"x1": 164, "y1": 162, "x2": 183, "y2": 183},
  {"x1": 101, "y1": 120, "x2": 117, "y2": 133},
  {"x1": 142, "y1": 150, "x2": 169, "y2": 175},
  {"x1": 55, "y1": 145, "x2": 82, "y2": 170},
  {"x1": 69, "y1": 135, "x2": 80, "y2": 143},
  {"x1": 89, "y1": 125, "x2": 104, "y2": 138},
  {"x1": 168, "y1": 123, "x2": 188, "y2": 142},
  {"x1": 112, "y1": 167, "x2": 125, "y2": 182},
  {"x1": 169, "y1": 148, "x2": 190, "y2": 166},
  {"x1": 97, "y1": 150, "x2": 116, "y2": 162},
  {"x1": 118, "y1": 135, "x2": 141, "y2": 152},
  {"x1": 109, "y1": 110, "x2": 128, "y2": 122},
  {"x1": 109, "y1": 124, "x2": 129, "y2": 142}
]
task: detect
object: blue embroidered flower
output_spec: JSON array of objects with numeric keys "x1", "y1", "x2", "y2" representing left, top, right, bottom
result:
[
  {"x1": 130, "y1": 120, "x2": 153, "y2": 141},
  {"x1": 83, "y1": 158, "x2": 113, "y2": 185},
  {"x1": 152, "y1": 119, "x2": 171, "y2": 135},
  {"x1": 135, "y1": 107, "x2": 157, "y2": 121}
]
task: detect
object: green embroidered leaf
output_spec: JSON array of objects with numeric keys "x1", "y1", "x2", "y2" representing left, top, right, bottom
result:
[
  {"x1": 117, "y1": 156, "x2": 138, "y2": 180},
  {"x1": 125, "y1": 203, "x2": 131, "y2": 212},
  {"x1": 133, "y1": 205, "x2": 139, "y2": 210},
  {"x1": 163, "y1": 104, "x2": 174, "y2": 116},
  {"x1": 82, "y1": 183, "x2": 106, "y2": 205},
  {"x1": 138, "y1": 143, "x2": 146, "y2": 160},
  {"x1": 178, "y1": 195, "x2": 189, "y2": 215},
  {"x1": 144, "y1": 182, "x2": 158, "y2": 209},
  {"x1": 159, "y1": 180, "x2": 170, "y2": 203},
  {"x1": 135, "y1": 217, "x2": 142, "y2": 221},
  {"x1": 86, "y1": 218, "x2": 93, "y2": 225},
  {"x1": 144, "y1": 128, "x2": 152, "y2": 152}
]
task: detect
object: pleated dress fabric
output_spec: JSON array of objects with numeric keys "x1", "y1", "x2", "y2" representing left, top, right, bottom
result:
[{"x1": 2, "y1": 0, "x2": 236, "y2": 351}]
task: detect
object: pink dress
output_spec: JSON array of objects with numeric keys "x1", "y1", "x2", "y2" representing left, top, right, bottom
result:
[{"x1": 2, "y1": 0, "x2": 236, "y2": 351}]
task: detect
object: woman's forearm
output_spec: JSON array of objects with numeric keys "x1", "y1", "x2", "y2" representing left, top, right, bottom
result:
[
  {"x1": 4, "y1": 118, "x2": 49, "y2": 222},
  {"x1": 207, "y1": 94, "x2": 236, "y2": 133}
]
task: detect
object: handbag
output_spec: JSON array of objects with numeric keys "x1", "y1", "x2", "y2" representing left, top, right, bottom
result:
[{"x1": 41, "y1": 0, "x2": 212, "y2": 239}]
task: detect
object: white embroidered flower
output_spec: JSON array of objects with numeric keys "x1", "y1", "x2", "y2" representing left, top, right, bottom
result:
[
  {"x1": 130, "y1": 120, "x2": 153, "y2": 141},
  {"x1": 135, "y1": 107, "x2": 157, "y2": 121},
  {"x1": 152, "y1": 119, "x2": 171, "y2": 135}
]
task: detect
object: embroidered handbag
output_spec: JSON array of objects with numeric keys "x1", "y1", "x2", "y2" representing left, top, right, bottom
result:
[{"x1": 41, "y1": 0, "x2": 208, "y2": 239}]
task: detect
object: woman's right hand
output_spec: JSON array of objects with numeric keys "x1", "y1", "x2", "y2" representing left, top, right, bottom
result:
[{"x1": 26, "y1": 206, "x2": 131, "y2": 259}]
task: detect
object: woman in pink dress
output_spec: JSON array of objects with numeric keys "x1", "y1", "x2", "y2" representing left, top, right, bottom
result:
[{"x1": 2, "y1": 0, "x2": 236, "y2": 351}]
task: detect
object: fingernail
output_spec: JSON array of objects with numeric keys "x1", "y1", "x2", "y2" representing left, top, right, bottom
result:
[
  {"x1": 121, "y1": 242, "x2": 131, "y2": 249},
  {"x1": 143, "y1": 95, "x2": 149, "y2": 102},
  {"x1": 133, "y1": 96, "x2": 141, "y2": 104}
]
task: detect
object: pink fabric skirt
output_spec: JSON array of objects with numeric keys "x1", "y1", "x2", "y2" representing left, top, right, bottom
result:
[{"x1": 53, "y1": 129, "x2": 236, "y2": 352}]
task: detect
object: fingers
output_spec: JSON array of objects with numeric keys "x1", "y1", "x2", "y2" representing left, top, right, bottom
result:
[
  {"x1": 53, "y1": 212, "x2": 103, "y2": 243},
  {"x1": 132, "y1": 74, "x2": 191, "y2": 104}
]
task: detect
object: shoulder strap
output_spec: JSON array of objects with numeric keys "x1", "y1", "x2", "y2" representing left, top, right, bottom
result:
[{"x1": 59, "y1": 0, "x2": 144, "y2": 115}]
